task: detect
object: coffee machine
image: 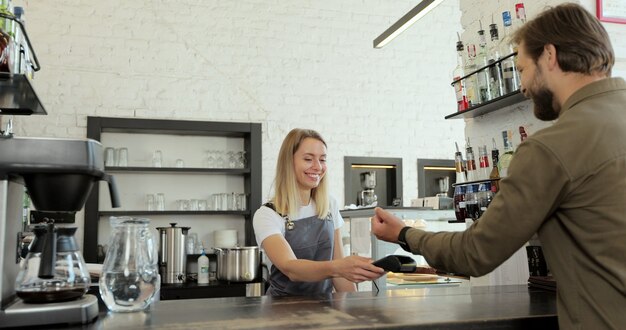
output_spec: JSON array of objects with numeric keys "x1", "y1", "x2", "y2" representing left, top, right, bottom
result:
[
  {"x1": 357, "y1": 171, "x2": 378, "y2": 207},
  {"x1": 0, "y1": 136, "x2": 120, "y2": 327}
]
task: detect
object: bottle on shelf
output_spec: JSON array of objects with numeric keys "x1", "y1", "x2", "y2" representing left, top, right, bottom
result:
[
  {"x1": 478, "y1": 145, "x2": 490, "y2": 181},
  {"x1": 519, "y1": 126, "x2": 528, "y2": 143},
  {"x1": 489, "y1": 138, "x2": 500, "y2": 193},
  {"x1": 498, "y1": 130, "x2": 515, "y2": 177},
  {"x1": 465, "y1": 138, "x2": 477, "y2": 181},
  {"x1": 488, "y1": 22, "x2": 505, "y2": 98},
  {"x1": 476, "y1": 22, "x2": 493, "y2": 104},
  {"x1": 197, "y1": 249, "x2": 209, "y2": 284},
  {"x1": 465, "y1": 44, "x2": 480, "y2": 107},
  {"x1": 0, "y1": 0, "x2": 15, "y2": 74},
  {"x1": 454, "y1": 142, "x2": 467, "y2": 183},
  {"x1": 515, "y1": 3, "x2": 527, "y2": 29},
  {"x1": 452, "y1": 33, "x2": 469, "y2": 112},
  {"x1": 499, "y1": 11, "x2": 519, "y2": 94}
]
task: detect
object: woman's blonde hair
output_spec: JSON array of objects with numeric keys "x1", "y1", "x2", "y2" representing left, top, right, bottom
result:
[{"x1": 273, "y1": 128, "x2": 329, "y2": 220}]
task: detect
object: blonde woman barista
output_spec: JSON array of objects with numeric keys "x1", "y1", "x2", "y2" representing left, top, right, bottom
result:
[{"x1": 253, "y1": 128, "x2": 385, "y2": 296}]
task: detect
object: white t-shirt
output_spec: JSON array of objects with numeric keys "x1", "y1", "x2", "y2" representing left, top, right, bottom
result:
[{"x1": 253, "y1": 196, "x2": 344, "y2": 246}]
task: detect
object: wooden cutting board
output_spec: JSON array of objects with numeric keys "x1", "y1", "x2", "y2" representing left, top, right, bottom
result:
[{"x1": 387, "y1": 272, "x2": 439, "y2": 281}]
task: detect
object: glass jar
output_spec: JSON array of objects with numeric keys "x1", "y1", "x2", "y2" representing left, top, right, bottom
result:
[{"x1": 99, "y1": 217, "x2": 160, "y2": 312}]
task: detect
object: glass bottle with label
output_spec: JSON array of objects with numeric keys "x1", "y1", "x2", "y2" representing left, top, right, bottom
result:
[
  {"x1": 454, "y1": 142, "x2": 467, "y2": 183},
  {"x1": 476, "y1": 24, "x2": 493, "y2": 103},
  {"x1": 478, "y1": 145, "x2": 490, "y2": 181},
  {"x1": 465, "y1": 44, "x2": 479, "y2": 107},
  {"x1": 465, "y1": 138, "x2": 477, "y2": 182},
  {"x1": 452, "y1": 37, "x2": 469, "y2": 112},
  {"x1": 499, "y1": 11, "x2": 519, "y2": 94},
  {"x1": 498, "y1": 130, "x2": 515, "y2": 178},
  {"x1": 490, "y1": 138, "x2": 500, "y2": 193},
  {"x1": 488, "y1": 23, "x2": 505, "y2": 98}
]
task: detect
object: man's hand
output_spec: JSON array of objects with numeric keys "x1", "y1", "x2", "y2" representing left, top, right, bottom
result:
[{"x1": 370, "y1": 207, "x2": 407, "y2": 243}]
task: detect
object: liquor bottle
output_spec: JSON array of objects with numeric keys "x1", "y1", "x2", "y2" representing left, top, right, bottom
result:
[
  {"x1": 499, "y1": 11, "x2": 519, "y2": 94},
  {"x1": 498, "y1": 130, "x2": 515, "y2": 177},
  {"x1": 478, "y1": 145, "x2": 490, "y2": 181},
  {"x1": 465, "y1": 138, "x2": 477, "y2": 182},
  {"x1": 489, "y1": 138, "x2": 500, "y2": 193},
  {"x1": 519, "y1": 126, "x2": 528, "y2": 143},
  {"x1": 476, "y1": 23, "x2": 493, "y2": 103},
  {"x1": 452, "y1": 36, "x2": 469, "y2": 112},
  {"x1": 488, "y1": 23, "x2": 505, "y2": 98},
  {"x1": 465, "y1": 44, "x2": 480, "y2": 107},
  {"x1": 515, "y1": 3, "x2": 527, "y2": 28},
  {"x1": 454, "y1": 142, "x2": 467, "y2": 183}
]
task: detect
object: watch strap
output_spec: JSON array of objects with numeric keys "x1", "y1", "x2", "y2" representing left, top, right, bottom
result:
[{"x1": 397, "y1": 226, "x2": 412, "y2": 252}]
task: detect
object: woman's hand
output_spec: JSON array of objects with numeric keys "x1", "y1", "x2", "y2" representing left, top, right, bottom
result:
[
  {"x1": 333, "y1": 255, "x2": 385, "y2": 283},
  {"x1": 370, "y1": 207, "x2": 407, "y2": 243}
]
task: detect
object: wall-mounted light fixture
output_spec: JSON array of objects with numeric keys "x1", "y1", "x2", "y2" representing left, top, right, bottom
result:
[{"x1": 373, "y1": 0, "x2": 445, "y2": 49}]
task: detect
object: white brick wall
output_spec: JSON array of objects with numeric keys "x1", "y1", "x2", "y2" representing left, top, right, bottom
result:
[
  {"x1": 459, "y1": 0, "x2": 626, "y2": 152},
  {"x1": 11, "y1": 0, "x2": 465, "y2": 208}
]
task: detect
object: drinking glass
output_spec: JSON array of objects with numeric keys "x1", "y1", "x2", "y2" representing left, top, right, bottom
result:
[
  {"x1": 105, "y1": 147, "x2": 116, "y2": 167},
  {"x1": 117, "y1": 148, "x2": 128, "y2": 167},
  {"x1": 146, "y1": 194, "x2": 155, "y2": 211},
  {"x1": 155, "y1": 193, "x2": 165, "y2": 211},
  {"x1": 227, "y1": 151, "x2": 237, "y2": 168},
  {"x1": 152, "y1": 150, "x2": 162, "y2": 168},
  {"x1": 187, "y1": 233, "x2": 198, "y2": 255},
  {"x1": 236, "y1": 151, "x2": 246, "y2": 169},
  {"x1": 198, "y1": 200, "x2": 207, "y2": 211},
  {"x1": 175, "y1": 159, "x2": 184, "y2": 168},
  {"x1": 189, "y1": 199, "x2": 199, "y2": 211}
]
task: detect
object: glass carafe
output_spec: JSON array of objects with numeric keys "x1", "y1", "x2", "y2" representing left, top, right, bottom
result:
[
  {"x1": 99, "y1": 217, "x2": 160, "y2": 312},
  {"x1": 15, "y1": 224, "x2": 91, "y2": 303}
]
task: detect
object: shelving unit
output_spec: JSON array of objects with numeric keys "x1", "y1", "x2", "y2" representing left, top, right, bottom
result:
[
  {"x1": 83, "y1": 117, "x2": 262, "y2": 263},
  {"x1": 445, "y1": 52, "x2": 528, "y2": 120},
  {"x1": 0, "y1": 13, "x2": 44, "y2": 115}
]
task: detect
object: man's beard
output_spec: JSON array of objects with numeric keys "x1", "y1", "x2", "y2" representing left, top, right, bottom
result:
[
  {"x1": 531, "y1": 87, "x2": 559, "y2": 121},
  {"x1": 529, "y1": 67, "x2": 560, "y2": 121}
]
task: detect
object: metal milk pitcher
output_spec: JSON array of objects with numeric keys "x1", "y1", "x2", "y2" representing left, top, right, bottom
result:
[{"x1": 99, "y1": 217, "x2": 160, "y2": 312}]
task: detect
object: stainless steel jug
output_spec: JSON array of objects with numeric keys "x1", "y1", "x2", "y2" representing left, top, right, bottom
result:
[{"x1": 156, "y1": 223, "x2": 190, "y2": 283}]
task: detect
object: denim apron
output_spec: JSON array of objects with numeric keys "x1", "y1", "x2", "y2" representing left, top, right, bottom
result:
[{"x1": 264, "y1": 204, "x2": 335, "y2": 296}]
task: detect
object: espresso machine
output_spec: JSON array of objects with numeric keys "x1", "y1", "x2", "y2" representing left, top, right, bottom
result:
[
  {"x1": 0, "y1": 136, "x2": 120, "y2": 327},
  {"x1": 357, "y1": 171, "x2": 378, "y2": 207}
]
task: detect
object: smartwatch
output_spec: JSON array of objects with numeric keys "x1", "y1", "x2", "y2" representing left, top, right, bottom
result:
[{"x1": 397, "y1": 226, "x2": 412, "y2": 252}]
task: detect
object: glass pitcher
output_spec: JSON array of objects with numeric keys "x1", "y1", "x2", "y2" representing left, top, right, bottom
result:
[
  {"x1": 15, "y1": 224, "x2": 91, "y2": 303},
  {"x1": 99, "y1": 217, "x2": 160, "y2": 312}
]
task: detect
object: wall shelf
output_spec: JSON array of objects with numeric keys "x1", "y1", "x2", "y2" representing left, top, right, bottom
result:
[
  {"x1": 84, "y1": 116, "x2": 262, "y2": 263},
  {"x1": 99, "y1": 210, "x2": 250, "y2": 216},
  {"x1": 104, "y1": 167, "x2": 250, "y2": 175},
  {"x1": 444, "y1": 90, "x2": 527, "y2": 120}
]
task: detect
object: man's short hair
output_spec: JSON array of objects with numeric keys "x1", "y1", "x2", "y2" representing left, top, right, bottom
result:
[{"x1": 512, "y1": 3, "x2": 614, "y2": 76}]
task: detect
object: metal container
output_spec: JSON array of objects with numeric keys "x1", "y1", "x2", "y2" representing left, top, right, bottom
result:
[
  {"x1": 156, "y1": 223, "x2": 190, "y2": 283},
  {"x1": 214, "y1": 246, "x2": 260, "y2": 282}
]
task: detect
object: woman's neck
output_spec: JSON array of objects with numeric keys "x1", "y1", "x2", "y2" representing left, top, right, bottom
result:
[{"x1": 299, "y1": 190, "x2": 312, "y2": 205}]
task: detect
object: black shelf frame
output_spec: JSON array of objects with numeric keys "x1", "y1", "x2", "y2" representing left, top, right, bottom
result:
[
  {"x1": 445, "y1": 91, "x2": 527, "y2": 119},
  {"x1": 104, "y1": 167, "x2": 250, "y2": 175},
  {"x1": 446, "y1": 52, "x2": 528, "y2": 120},
  {"x1": 84, "y1": 117, "x2": 262, "y2": 263},
  {"x1": 99, "y1": 210, "x2": 250, "y2": 216}
]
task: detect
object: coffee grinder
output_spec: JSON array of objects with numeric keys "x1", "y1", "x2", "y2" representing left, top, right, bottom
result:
[
  {"x1": 0, "y1": 136, "x2": 120, "y2": 327},
  {"x1": 357, "y1": 171, "x2": 378, "y2": 207}
]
